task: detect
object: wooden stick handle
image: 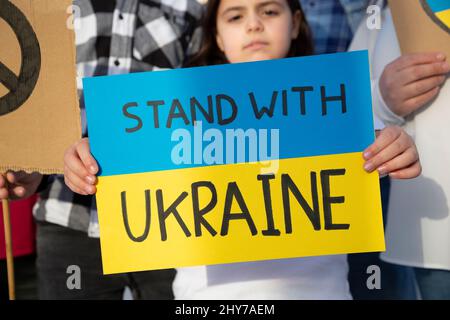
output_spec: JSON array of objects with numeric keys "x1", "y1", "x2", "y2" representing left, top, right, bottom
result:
[{"x1": 2, "y1": 198, "x2": 15, "y2": 300}]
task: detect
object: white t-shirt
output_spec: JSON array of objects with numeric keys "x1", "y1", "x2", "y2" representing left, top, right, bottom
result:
[{"x1": 174, "y1": 255, "x2": 351, "y2": 300}]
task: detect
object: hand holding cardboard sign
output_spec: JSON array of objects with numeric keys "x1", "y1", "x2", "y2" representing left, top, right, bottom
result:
[
  {"x1": 63, "y1": 138, "x2": 98, "y2": 196},
  {"x1": 0, "y1": 171, "x2": 42, "y2": 200},
  {"x1": 379, "y1": 52, "x2": 450, "y2": 117},
  {"x1": 362, "y1": 126, "x2": 421, "y2": 180}
]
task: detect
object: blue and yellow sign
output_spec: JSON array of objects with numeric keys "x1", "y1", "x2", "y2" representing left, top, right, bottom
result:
[
  {"x1": 421, "y1": 0, "x2": 450, "y2": 32},
  {"x1": 83, "y1": 51, "x2": 385, "y2": 274}
]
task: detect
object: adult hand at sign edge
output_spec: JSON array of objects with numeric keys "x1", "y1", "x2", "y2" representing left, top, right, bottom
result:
[
  {"x1": 0, "y1": 171, "x2": 42, "y2": 200},
  {"x1": 379, "y1": 52, "x2": 450, "y2": 118},
  {"x1": 362, "y1": 126, "x2": 421, "y2": 180},
  {"x1": 63, "y1": 137, "x2": 99, "y2": 196}
]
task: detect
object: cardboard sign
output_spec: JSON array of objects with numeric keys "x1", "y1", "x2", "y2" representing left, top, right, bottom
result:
[
  {"x1": 389, "y1": 0, "x2": 450, "y2": 57},
  {"x1": 83, "y1": 51, "x2": 385, "y2": 274},
  {"x1": 0, "y1": 0, "x2": 81, "y2": 174}
]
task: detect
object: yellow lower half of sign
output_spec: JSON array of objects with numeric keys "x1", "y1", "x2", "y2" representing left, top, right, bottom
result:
[
  {"x1": 96, "y1": 152, "x2": 385, "y2": 274},
  {"x1": 436, "y1": 9, "x2": 450, "y2": 28}
]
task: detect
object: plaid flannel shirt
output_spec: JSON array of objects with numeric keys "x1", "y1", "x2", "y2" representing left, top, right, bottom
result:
[
  {"x1": 299, "y1": 0, "x2": 370, "y2": 54},
  {"x1": 34, "y1": 0, "x2": 204, "y2": 236}
]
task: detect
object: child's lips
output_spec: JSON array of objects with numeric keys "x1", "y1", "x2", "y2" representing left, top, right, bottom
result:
[{"x1": 244, "y1": 41, "x2": 269, "y2": 51}]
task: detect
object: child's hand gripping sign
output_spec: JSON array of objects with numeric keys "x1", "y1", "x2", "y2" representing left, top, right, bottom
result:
[{"x1": 83, "y1": 51, "x2": 385, "y2": 274}]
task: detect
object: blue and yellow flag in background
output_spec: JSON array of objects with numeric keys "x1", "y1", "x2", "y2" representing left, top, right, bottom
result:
[{"x1": 421, "y1": 0, "x2": 450, "y2": 31}]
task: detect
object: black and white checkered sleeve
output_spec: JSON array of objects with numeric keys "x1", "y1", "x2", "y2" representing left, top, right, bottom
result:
[{"x1": 133, "y1": 0, "x2": 204, "y2": 69}]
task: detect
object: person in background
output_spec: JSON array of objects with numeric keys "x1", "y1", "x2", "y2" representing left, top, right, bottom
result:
[
  {"x1": 344, "y1": 0, "x2": 416, "y2": 300},
  {"x1": 355, "y1": 0, "x2": 450, "y2": 300},
  {"x1": 0, "y1": 0, "x2": 203, "y2": 299},
  {"x1": 298, "y1": 0, "x2": 417, "y2": 299}
]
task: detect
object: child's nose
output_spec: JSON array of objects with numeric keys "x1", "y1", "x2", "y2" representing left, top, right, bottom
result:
[{"x1": 246, "y1": 15, "x2": 264, "y2": 32}]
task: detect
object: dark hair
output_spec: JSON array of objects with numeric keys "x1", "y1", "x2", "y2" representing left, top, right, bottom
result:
[{"x1": 187, "y1": 0, "x2": 314, "y2": 67}]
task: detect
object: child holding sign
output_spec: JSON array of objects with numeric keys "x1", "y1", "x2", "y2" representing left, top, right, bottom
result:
[{"x1": 60, "y1": 0, "x2": 421, "y2": 299}]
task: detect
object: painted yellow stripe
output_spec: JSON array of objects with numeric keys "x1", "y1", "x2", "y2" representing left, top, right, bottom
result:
[
  {"x1": 437, "y1": 9, "x2": 450, "y2": 28},
  {"x1": 96, "y1": 152, "x2": 384, "y2": 274}
]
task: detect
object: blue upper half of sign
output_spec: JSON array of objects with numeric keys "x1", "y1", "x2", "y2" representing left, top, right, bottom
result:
[
  {"x1": 424, "y1": 0, "x2": 450, "y2": 13},
  {"x1": 83, "y1": 51, "x2": 375, "y2": 176}
]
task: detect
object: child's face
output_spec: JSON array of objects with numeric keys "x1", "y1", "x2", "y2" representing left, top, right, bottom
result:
[{"x1": 216, "y1": 0, "x2": 301, "y2": 63}]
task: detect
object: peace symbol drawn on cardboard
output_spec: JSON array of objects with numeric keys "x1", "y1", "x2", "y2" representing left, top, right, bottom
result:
[{"x1": 0, "y1": 0, "x2": 41, "y2": 116}]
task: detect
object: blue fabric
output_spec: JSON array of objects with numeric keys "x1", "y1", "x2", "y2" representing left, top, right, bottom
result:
[
  {"x1": 348, "y1": 177, "x2": 418, "y2": 300},
  {"x1": 414, "y1": 267, "x2": 450, "y2": 300},
  {"x1": 299, "y1": 0, "x2": 369, "y2": 54}
]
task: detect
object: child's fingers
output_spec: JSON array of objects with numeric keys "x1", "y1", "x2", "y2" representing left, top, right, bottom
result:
[
  {"x1": 11, "y1": 186, "x2": 26, "y2": 198},
  {"x1": 393, "y1": 52, "x2": 446, "y2": 71},
  {"x1": 64, "y1": 165, "x2": 95, "y2": 194},
  {"x1": 389, "y1": 161, "x2": 422, "y2": 179},
  {"x1": 6, "y1": 171, "x2": 18, "y2": 184},
  {"x1": 75, "y1": 138, "x2": 98, "y2": 175},
  {"x1": 64, "y1": 166, "x2": 96, "y2": 195},
  {"x1": 1, "y1": 172, "x2": 16, "y2": 199},
  {"x1": 363, "y1": 126, "x2": 402, "y2": 160},
  {"x1": 364, "y1": 131, "x2": 410, "y2": 172},
  {"x1": 64, "y1": 146, "x2": 93, "y2": 183},
  {"x1": 64, "y1": 177, "x2": 88, "y2": 196},
  {"x1": 400, "y1": 62, "x2": 450, "y2": 85},
  {"x1": 403, "y1": 75, "x2": 447, "y2": 98},
  {"x1": 375, "y1": 147, "x2": 419, "y2": 175},
  {"x1": 0, "y1": 174, "x2": 25, "y2": 199}
]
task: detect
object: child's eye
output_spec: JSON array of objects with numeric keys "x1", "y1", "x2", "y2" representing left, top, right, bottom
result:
[
  {"x1": 264, "y1": 9, "x2": 279, "y2": 16},
  {"x1": 228, "y1": 15, "x2": 242, "y2": 22}
]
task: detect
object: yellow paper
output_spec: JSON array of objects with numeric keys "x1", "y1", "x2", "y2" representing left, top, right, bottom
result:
[{"x1": 96, "y1": 152, "x2": 384, "y2": 274}]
